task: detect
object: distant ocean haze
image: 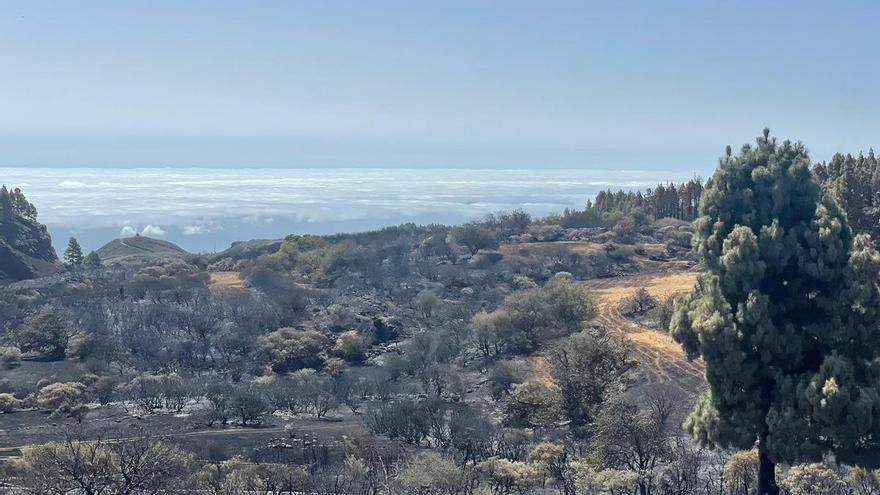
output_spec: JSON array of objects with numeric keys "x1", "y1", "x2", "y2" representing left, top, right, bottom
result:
[{"x1": 0, "y1": 168, "x2": 701, "y2": 252}]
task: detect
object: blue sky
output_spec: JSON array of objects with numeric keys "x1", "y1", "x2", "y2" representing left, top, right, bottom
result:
[{"x1": 1, "y1": 1, "x2": 879, "y2": 169}]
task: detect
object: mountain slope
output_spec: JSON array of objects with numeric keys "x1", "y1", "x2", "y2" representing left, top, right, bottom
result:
[
  {"x1": 96, "y1": 235, "x2": 189, "y2": 263},
  {"x1": 0, "y1": 190, "x2": 61, "y2": 282}
]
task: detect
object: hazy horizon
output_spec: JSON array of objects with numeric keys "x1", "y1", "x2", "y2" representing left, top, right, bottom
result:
[{"x1": 1, "y1": 166, "x2": 705, "y2": 253}]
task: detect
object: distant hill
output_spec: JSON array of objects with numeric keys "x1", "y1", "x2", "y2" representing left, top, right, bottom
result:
[
  {"x1": 208, "y1": 238, "x2": 282, "y2": 263},
  {"x1": 0, "y1": 186, "x2": 62, "y2": 282},
  {"x1": 95, "y1": 234, "x2": 189, "y2": 263}
]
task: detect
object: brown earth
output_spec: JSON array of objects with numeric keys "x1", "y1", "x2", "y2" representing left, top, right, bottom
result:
[
  {"x1": 584, "y1": 271, "x2": 705, "y2": 395},
  {"x1": 209, "y1": 271, "x2": 246, "y2": 292}
]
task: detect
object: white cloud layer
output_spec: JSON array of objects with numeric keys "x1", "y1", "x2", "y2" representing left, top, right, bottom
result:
[
  {"x1": 141, "y1": 224, "x2": 167, "y2": 237},
  {"x1": 2, "y1": 167, "x2": 696, "y2": 247}
]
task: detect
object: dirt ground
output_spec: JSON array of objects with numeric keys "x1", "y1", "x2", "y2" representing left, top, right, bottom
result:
[
  {"x1": 584, "y1": 271, "x2": 705, "y2": 395},
  {"x1": 209, "y1": 271, "x2": 247, "y2": 291},
  {"x1": 0, "y1": 403, "x2": 370, "y2": 463}
]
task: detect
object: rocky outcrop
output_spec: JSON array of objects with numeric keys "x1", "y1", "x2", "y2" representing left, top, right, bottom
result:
[{"x1": 0, "y1": 213, "x2": 61, "y2": 283}]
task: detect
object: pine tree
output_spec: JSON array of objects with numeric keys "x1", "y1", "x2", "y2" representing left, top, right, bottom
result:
[
  {"x1": 64, "y1": 237, "x2": 84, "y2": 267},
  {"x1": 0, "y1": 185, "x2": 12, "y2": 222},
  {"x1": 83, "y1": 251, "x2": 102, "y2": 269},
  {"x1": 672, "y1": 129, "x2": 880, "y2": 495}
]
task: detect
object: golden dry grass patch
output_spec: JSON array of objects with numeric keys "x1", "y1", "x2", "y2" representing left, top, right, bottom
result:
[
  {"x1": 209, "y1": 271, "x2": 246, "y2": 291},
  {"x1": 583, "y1": 271, "x2": 705, "y2": 393}
]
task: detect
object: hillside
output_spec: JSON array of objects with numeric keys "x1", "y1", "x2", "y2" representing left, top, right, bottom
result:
[
  {"x1": 0, "y1": 187, "x2": 61, "y2": 282},
  {"x1": 95, "y1": 234, "x2": 189, "y2": 263}
]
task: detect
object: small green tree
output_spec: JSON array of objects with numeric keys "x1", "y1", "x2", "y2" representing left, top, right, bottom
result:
[
  {"x1": 18, "y1": 306, "x2": 70, "y2": 360},
  {"x1": 64, "y1": 237, "x2": 84, "y2": 267},
  {"x1": 672, "y1": 130, "x2": 880, "y2": 495},
  {"x1": 83, "y1": 251, "x2": 102, "y2": 269},
  {"x1": 414, "y1": 289, "x2": 441, "y2": 318}
]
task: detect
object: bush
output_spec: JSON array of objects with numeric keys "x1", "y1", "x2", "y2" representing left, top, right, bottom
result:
[
  {"x1": 333, "y1": 330, "x2": 372, "y2": 363},
  {"x1": 550, "y1": 330, "x2": 632, "y2": 424},
  {"x1": 17, "y1": 306, "x2": 70, "y2": 361},
  {"x1": 471, "y1": 275, "x2": 597, "y2": 356},
  {"x1": 505, "y1": 381, "x2": 560, "y2": 427},
  {"x1": 722, "y1": 450, "x2": 757, "y2": 495},
  {"x1": 488, "y1": 361, "x2": 523, "y2": 400},
  {"x1": 365, "y1": 399, "x2": 429, "y2": 445},
  {"x1": 612, "y1": 216, "x2": 637, "y2": 243},
  {"x1": 36, "y1": 382, "x2": 86, "y2": 411},
  {"x1": 0, "y1": 393, "x2": 21, "y2": 413},
  {"x1": 657, "y1": 295, "x2": 678, "y2": 331},
  {"x1": 619, "y1": 287, "x2": 658, "y2": 315},
  {"x1": 414, "y1": 289, "x2": 441, "y2": 318},
  {"x1": 327, "y1": 303, "x2": 355, "y2": 330},
  {"x1": 398, "y1": 452, "x2": 469, "y2": 494},
  {"x1": 87, "y1": 376, "x2": 119, "y2": 406},
  {"x1": 449, "y1": 224, "x2": 498, "y2": 254},
  {"x1": 229, "y1": 383, "x2": 271, "y2": 425},
  {"x1": 125, "y1": 374, "x2": 166, "y2": 412},
  {"x1": 781, "y1": 463, "x2": 848, "y2": 495},
  {"x1": 0, "y1": 346, "x2": 21, "y2": 369},
  {"x1": 258, "y1": 328, "x2": 329, "y2": 373},
  {"x1": 65, "y1": 331, "x2": 101, "y2": 360}
]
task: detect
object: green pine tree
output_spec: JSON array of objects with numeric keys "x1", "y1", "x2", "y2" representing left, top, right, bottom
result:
[
  {"x1": 672, "y1": 129, "x2": 880, "y2": 495},
  {"x1": 64, "y1": 237, "x2": 84, "y2": 267},
  {"x1": 83, "y1": 251, "x2": 102, "y2": 269},
  {"x1": 0, "y1": 185, "x2": 12, "y2": 222}
]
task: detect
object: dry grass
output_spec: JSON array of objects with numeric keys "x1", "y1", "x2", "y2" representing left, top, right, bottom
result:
[
  {"x1": 499, "y1": 241, "x2": 605, "y2": 256},
  {"x1": 584, "y1": 271, "x2": 706, "y2": 395},
  {"x1": 209, "y1": 271, "x2": 246, "y2": 291},
  {"x1": 529, "y1": 355, "x2": 557, "y2": 389}
]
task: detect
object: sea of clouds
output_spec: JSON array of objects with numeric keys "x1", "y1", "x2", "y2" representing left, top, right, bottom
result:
[{"x1": 0, "y1": 168, "x2": 697, "y2": 252}]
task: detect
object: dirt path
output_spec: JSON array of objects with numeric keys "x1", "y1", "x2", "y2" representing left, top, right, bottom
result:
[{"x1": 583, "y1": 271, "x2": 706, "y2": 395}]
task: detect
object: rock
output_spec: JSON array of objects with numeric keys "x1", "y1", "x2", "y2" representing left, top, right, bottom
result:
[
  {"x1": 527, "y1": 224, "x2": 563, "y2": 242},
  {"x1": 0, "y1": 212, "x2": 61, "y2": 283}
]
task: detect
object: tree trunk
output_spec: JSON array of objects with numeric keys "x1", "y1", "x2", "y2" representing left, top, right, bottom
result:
[{"x1": 757, "y1": 433, "x2": 779, "y2": 495}]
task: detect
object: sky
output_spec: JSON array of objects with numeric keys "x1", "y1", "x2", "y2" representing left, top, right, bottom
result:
[{"x1": 1, "y1": 1, "x2": 879, "y2": 170}]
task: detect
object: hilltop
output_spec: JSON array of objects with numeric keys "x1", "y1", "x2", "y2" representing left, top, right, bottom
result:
[{"x1": 95, "y1": 234, "x2": 189, "y2": 263}]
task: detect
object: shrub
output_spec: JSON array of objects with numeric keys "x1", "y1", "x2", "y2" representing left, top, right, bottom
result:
[
  {"x1": 258, "y1": 328, "x2": 329, "y2": 373},
  {"x1": 333, "y1": 331, "x2": 372, "y2": 363},
  {"x1": 17, "y1": 306, "x2": 70, "y2": 361},
  {"x1": 471, "y1": 275, "x2": 596, "y2": 356},
  {"x1": 448, "y1": 224, "x2": 498, "y2": 254},
  {"x1": 327, "y1": 303, "x2": 355, "y2": 330},
  {"x1": 398, "y1": 452, "x2": 468, "y2": 494},
  {"x1": 0, "y1": 346, "x2": 21, "y2": 369},
  {"x1": 478, "y1": 457, "x2": 540, "y2": 494},
  {"x1": 488, "y1": 361, "x2": 522, "y2": 400},
  {"x1": 365, "y1": 399, "x2": 429, "y2": 445},
  {"x1": 505, "y1": 381, "x2": 560, "y2": 427},
  {"x1": 550, "y1": 331, "x2": 632, "y2": 425},
  {"x1": 125, "y1": 374, "x2": 166, "y2": 412},
  {"x1": 36, "y1": 382, "x2": 86, "y2": 411},
  {"x1": 228, "y1": 383, "x2": 271, "y2": 425},
  {"x1": 781, "y1": 463, "x2": 847, "y2": 495},
  {"x1": 657, "y1": 295, "x2": 678, "y2": 331},
  {"x1": 722, "y1": 450, "x2": 757, "y2": 495},
  {"x1": 619, "y1": 287, "x2": 658, "y2": 315},
  {"x1": 0, "y1": 393, "x2": 21, "y2": 413},
  {"x1": 64, "y1": 331, "x2": 101, "y2": 360},
  {"x1": 612, "y1": 216, "x2": 637, "y2": 243},
  {"x1": 87, "y1": 376, "x2": 119, "y2": 406},
  {"x1": 414, "y1": 289, "x2": 441, "y2": 318}
]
